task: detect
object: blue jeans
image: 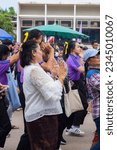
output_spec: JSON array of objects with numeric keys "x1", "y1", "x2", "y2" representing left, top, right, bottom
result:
[{"x1": 90, "y1": 117, "x2": 100, "y2": 150}]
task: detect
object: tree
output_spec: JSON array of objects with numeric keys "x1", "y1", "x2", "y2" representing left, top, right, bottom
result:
[{"x1": 0, "y1": 7, "x2": 16, "y2": 38}]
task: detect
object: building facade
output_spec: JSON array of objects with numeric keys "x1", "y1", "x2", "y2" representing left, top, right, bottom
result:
[{"x1": 17, "y1": 0, "x2": 100, "y2": 43}]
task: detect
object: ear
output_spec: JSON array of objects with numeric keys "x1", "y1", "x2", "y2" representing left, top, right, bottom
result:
[
  {"x1": 87, "y1": 58, "x2": 92, "y2": 65},
  {"x1": 32, "y1": 50, "x2": 36, "y2": 57},
  {"x1": 33, "y1": 37, "x2": 36, "y2": 40}
]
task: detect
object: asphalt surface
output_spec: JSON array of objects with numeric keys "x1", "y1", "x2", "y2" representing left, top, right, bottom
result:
[{"x1": 2, "y1": 110, "x2": 95, "y2": 150}]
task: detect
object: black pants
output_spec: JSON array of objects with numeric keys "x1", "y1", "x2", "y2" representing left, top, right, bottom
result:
[
  {"x1": 17, "y1": 133, "x2": 31, "y2": 150},
  {"x1": 57, "y1": 108, "x2": 67, "y2": 149},
  {"x1": 0, "y1": 97, "x2": 11, "y2": 147}
]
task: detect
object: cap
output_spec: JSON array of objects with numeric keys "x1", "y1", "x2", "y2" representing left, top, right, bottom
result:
[{"x1": 83, "y1": 48, "x2": 99, "y2": 62}]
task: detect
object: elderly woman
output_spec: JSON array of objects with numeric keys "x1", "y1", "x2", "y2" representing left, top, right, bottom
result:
[
  {"x1": 17, "y1": 29, "x2": 59, "y2": 150},
  {"x1": 83, "y1": 49, "x2": 100, "y2": 150},
  {"x1": 20, "y1": 40, "x2": 67, "y2": 150}
]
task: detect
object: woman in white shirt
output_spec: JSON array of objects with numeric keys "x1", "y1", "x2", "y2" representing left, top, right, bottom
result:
[{"x1": 20, "y1": 40, "x2": 66, "y2": 150}]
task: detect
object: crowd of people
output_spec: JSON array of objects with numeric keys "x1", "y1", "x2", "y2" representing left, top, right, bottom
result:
[{"x1": 0, "y1": 30, "x2": 100, "y2": 150}]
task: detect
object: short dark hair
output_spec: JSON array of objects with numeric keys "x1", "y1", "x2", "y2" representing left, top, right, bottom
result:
[
  {"x1": 28, "y1": 29, "x2": 43, "y2": 40},
  {"x1": 91, "y1": 40, "x2": 98, "y2": 45},
  {"x1": 20, "y1": 40, "x2": 38, "y2": 67},
  {"x1": 0, "y1": 44, "x2": 10, "y2": 60},
  {"x1": 2, "y1": 39, "x2": 13, "y2": 46}
]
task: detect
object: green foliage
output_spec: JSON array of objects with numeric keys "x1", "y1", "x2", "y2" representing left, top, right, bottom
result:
[{"x1": 0, "y1": 7, "x2": 16, "y2": 39}]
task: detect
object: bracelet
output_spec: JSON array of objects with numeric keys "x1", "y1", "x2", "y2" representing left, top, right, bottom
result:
[{"x1": 39, "y1": 61, "x2": 44, "y2": 65}]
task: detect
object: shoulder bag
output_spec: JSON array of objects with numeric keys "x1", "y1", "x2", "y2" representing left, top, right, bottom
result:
[{"x1": 64, "y1": 81, "x2": 84, "y2": 117}]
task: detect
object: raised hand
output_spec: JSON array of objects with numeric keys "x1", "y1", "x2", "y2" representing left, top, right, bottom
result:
[
  {"x1": 0, "y1": 83, "x2": 8, "y2": 99},
  {"x1": 58, "y1": 60, "x2": 67, "y2": 80},
  {"x1": 51, "y1": 58, "x2": 60, "y2": 78}
]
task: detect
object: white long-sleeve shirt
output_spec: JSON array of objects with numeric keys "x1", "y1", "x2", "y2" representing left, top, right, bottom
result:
[{"x1": 23, "y1": 63, "x2": 63, "y2": 122}]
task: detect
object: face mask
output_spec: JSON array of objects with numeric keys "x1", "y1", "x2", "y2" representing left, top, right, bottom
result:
[{"x1": 55, "y1": 52, "x2": 59, "y2": 57}]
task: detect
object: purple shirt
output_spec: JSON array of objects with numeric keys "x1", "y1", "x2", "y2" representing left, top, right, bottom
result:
[
  {"x1": 16, "y1": 60, "x2": 24, "y2": 83},
  {"x1": 17, "y1": 60, "x2": 21, "y2": 73},
  {"x1": 66, "y1": 54, "x2": 81, "y2": 81},
  {"x1": 0, "y1": 60, "x2": 10, "y2": 85}
]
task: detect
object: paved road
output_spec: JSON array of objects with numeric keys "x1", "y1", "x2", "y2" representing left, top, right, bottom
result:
[{"x1": 3, "y1": 110, "x2": 95, "y2": 150}]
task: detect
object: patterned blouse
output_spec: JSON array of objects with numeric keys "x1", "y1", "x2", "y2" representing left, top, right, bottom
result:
[
  {"x1": 86, "y1": 70, "x2": 100, "y2": 120},
  {"x1": 23, "y1": 63, "x2": 63, "y2": 122}
]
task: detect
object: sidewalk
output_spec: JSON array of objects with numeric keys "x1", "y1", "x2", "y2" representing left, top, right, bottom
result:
[{"x1": 3, "y1": 110, "x2": 95, "y2": 150}]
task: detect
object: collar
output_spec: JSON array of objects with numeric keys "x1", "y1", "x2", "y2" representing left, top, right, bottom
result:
[{"x1": 70, "y1": 54, "x2": 79, "y2": 59}]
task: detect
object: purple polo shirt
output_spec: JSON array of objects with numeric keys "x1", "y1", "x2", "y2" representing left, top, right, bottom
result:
[
  {"x1": 0, "y1": 60, "x2": 10, "y2": 85},
  {"x1": 66, "y1": 54, "x2": 81, "y2": 81}
]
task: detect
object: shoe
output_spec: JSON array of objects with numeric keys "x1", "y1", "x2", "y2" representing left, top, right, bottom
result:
[
  {"x1": 59, "y1": 147, "x2": 62, "y2": 150},
  {"x1": 69, "y1": 127, "x2": 85, "y2": 136},
  {"x1": 60, "y1": 137, "x2": 66, "y2": 145},
  {"x1": 65, "y1": 128, "x2": 71, "y2": 135},
  {"x1": 56, "y1": 147, "x2": 62, "y2": 150},
  {"x1": 17, "y1": 107, "x2": 22, "y2": 111},
  {"x1": 6, "y1": 133, "x2": 10, "y2": 138}
]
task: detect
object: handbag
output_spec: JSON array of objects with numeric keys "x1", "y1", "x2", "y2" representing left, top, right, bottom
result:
[
  {"x1": 7, "y1": 69, "x2": 21, "y2": 111},
  {"x1": 64, "y1": 81, "x2": 84, "y2": 117}
]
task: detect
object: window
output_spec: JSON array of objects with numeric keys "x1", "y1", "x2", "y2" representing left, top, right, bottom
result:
[
  {"x1": 77, "y1": 21, "x2": 88, "y2": 28},
  {"x1": 61, "y1": 20, "x2": 72, "y2": 28},
  {"x1": 22, "y1": 20, "x2": 32, "y2": 27},
  {"x1": 76, "y1": 28, "x2": 100, "y2": 44},
  {"x1": 48, "y1": 20, "x2": 59, "y2": 25},
  {"x1": 90, "y1": 21, "x2": 100, "y2": 27},
  {"x1": 21, "y1": 28, "x2": 27, "y2": 42},
  {"x1": 35, "y1": 20, "x2": 44, "y2": 26}
]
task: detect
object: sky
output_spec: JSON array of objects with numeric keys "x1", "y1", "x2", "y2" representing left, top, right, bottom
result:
[{"x1": 0, "y1": 0, "x2": 18, "y2": 11}]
